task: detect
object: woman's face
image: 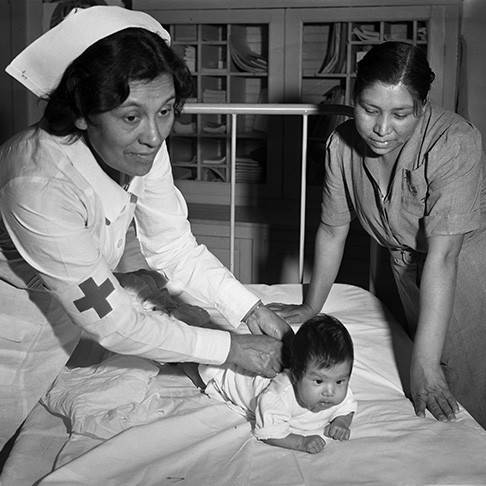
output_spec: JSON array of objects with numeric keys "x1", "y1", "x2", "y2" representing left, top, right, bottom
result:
[
  {"x1": 293, "y1": 359, "x2": 351, "y2": 413},
  {"x1": 76, "y1": 73, "x2": 176, "y2": 178},
  {"x1": 354, "y1": 81, "x2": 422, "y2": 157}
]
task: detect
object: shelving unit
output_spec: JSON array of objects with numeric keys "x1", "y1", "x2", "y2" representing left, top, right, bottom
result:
[
  {"x1": 142, "y1": 9, "x2": 286, "y2": 205},
  {"x1": 169, "y1": 23, "x2": 270, "y2": 186}
]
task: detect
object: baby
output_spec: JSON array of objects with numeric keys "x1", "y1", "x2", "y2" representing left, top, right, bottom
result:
[{"x1": 184, "y1": 313, "x2": 356, "y2": 454}]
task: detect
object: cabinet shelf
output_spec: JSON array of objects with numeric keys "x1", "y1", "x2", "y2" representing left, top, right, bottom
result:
[
  {"x1": 302, "y1": 73, "x2": 348, "y2": 78},
  {"x1": 171, "y1": 131, "x2": 266, "y2": 139},
  {"x1": 170, "y1": 133, "x2": 197, "y2": 139},
  {"x1": 199, "y1": 41, "x2": 227, "y2": 46},
  {"x1": 197, "y1": 71, "x2": 268, "y2": 77},
  {"x1": 349, "y1": 39, "x2": 427, "y2": 45}
]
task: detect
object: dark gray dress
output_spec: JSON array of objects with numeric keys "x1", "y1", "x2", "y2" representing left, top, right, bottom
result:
[{"x1": 321, "y1": 103, "x2": 486, "y2": 428}]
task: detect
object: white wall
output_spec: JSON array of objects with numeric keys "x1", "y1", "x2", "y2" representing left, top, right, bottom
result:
[{"x1": 462, "y1": 0, "x2": 486, "y2": 139}]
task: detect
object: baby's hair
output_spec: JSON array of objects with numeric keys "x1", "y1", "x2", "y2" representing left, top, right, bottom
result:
[{"x1": 289, "y1": 314, "x2": 354, "y2": 382}]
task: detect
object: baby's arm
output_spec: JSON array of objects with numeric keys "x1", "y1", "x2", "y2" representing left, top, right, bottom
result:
[
  {"x1": 255, "y1": 373, "x2": 327, "y2": 453},
  {"x1": 261, "y1": 434, "x2": 326, "y2": 454},
  {"x1": 324, "y1": 411, "x2": 354, "y2": 441}
]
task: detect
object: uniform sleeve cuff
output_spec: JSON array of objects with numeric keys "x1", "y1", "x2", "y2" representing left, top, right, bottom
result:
[
  {"x1": 216, "y1": 282, "x2": 260, "y2": 327},
  {"x1": 241, "y1": 299, "x2": 264, "y2": 324},
  {"x1": 193, "y1": 327, "x2": 231, "y2": 365}
]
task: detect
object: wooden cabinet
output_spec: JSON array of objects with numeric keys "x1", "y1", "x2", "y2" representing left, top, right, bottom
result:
[
  {"x1": 133, "y1": 1, "x2": 461, "y2": 284},
  {"x1": 186, "y1": 204, "x2": 312, "y2": 285},
  {"x1": 191, "y1": 220, "x2": 256, "y2": 284},
  {"x1": 135, "y1": 0, "x2": 460, "y2": 206}
]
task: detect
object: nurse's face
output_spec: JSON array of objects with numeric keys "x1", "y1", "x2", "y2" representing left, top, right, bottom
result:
[
  {"x1": 76, "y1": 73, "x2": 176, "y2": 178},
  {"x1": 354, "y1": 81, "x2": 422, "y2": 157}
]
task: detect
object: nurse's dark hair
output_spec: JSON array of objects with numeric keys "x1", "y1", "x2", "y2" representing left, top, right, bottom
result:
[
  {"x1": 354, "y1": 41, "x2": 435, "y2": 112},
  {"x1": 43, "y1": 27, "x2": 193, "y2": 136},
  {"x1": 288, "y1": 313, "x2": 354, "y2": 382}
]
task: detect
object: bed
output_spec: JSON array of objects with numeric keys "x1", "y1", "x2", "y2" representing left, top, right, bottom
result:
[{"x1": 2, "y1": 280, "x2": 486, "y2": 486}]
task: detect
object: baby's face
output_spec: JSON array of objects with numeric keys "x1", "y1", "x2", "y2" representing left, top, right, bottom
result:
[{"x1": 294, "y1": 359, "x2": 352, "y2": 413}]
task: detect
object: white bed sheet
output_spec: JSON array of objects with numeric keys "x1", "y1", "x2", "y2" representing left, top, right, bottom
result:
[{"x1": 4, "y1": 284, "x2": 486, "y2": 486}]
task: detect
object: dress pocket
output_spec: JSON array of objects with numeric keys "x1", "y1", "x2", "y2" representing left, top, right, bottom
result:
[{"x1": 401, "y1": 166, "x2": 427, "y2": 217}]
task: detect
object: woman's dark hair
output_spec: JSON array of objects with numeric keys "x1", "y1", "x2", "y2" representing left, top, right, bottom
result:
[
  {"x1": 43, "y1": 27, "x2": 193, "y2": 136},
  {"x1": 289, "y1": 314, "x2": 354, "y2": 382},
  {"x1": 354, "y1": 41, "x2": 435, "y2": 112}
]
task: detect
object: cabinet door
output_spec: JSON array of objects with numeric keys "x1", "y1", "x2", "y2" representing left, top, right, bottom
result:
[
  {"x1": 283, "y1": 4, "x2": 460, "y2": 202},
  {"x1": 144, "y1": 8, "x2": 285, "y2": 206},
  {"x1": 191, "y1": 222, "x2": 255, "y2": 283}
]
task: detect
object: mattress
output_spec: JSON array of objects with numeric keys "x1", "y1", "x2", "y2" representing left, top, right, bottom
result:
[{"x1": 3, "y1": 283, "x2": 486, "y2": 486}]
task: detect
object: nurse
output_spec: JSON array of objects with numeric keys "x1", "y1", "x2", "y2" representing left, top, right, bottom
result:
[
  {"x1": 271, "y1": 41, "x2": 486, "y2": 429},
  {"x1": 0, "y1": 6, "x2": 291, "y2": 449}
]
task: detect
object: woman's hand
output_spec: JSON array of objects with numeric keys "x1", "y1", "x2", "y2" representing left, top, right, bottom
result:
[
  {"x1": 245, "y1": 303, "x2": 294, "y2": 340},
  {"x1": 266, "y1": 302, "x2": 317, "y2": 324},
  {"x1": 225, "y1": 333, "x2": 283, "y2": 378},
  {"x1": 410, "y1": 356, "x2": 459, "y2": 422},
  {"x1": 410, "y1": 234, "x2": 463, "y2": 423}
]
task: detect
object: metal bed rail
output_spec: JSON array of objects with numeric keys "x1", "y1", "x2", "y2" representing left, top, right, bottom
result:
[{"x1": 181, "y1": 102, "x2": 354, "y2": 283}]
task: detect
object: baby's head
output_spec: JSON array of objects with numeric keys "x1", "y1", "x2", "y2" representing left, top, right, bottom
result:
[{"x1": 288, "y1": 314, "x2": 354, "y2": 413}]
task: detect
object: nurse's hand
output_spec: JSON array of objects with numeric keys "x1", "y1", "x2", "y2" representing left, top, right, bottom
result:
[
  {"x1": 245, "y1": 303, "x2": 294, "y2": 340},
  {"x1": 225, "y1": 333, "x2": 283, "y2": 378},
  {"x1": 411, "y1": 358, "x2": 459, "y2": 422},
  {"x1": 266, "y1": 302, "x2": 317, "y2": 324}
]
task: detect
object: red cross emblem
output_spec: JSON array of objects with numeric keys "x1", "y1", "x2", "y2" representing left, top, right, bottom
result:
[{"x1": 74, "y1": 277, "x2": 115, "y2": 318}]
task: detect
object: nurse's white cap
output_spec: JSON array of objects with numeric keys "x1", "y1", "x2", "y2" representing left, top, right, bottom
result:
[{"x1": 5, "y1": 5, "x2": 171, "y2": 99}]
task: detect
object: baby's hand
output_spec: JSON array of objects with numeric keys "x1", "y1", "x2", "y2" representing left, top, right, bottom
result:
[
  {"x1": 301, "y1": 435, "x2": 326, "y2": 454},
  {"x1": 324, "y1": 420, "x2": 350, "y2": 441}
]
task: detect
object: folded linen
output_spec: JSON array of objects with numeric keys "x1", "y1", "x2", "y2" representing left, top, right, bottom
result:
[{"x1": 41, "y1": 354, "x2": 164, "y2": 439}]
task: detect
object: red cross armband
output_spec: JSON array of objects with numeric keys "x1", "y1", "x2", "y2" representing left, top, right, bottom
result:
[
  {"x1": 56, "y1": 269, "x2": 124, "y2": 328},
  {"x1": 73, "y1": 277, "x2": 115, "y2": 318}
]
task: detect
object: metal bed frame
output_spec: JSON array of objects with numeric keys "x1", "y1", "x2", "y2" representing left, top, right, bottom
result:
[{"x1": 182, "y1": 102, "x2": 355, "y2": 283}]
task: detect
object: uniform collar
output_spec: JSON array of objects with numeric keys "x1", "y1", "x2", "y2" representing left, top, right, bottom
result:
[{"x1": 61, "y1": 135, "x2": 135, "y2": 223}]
